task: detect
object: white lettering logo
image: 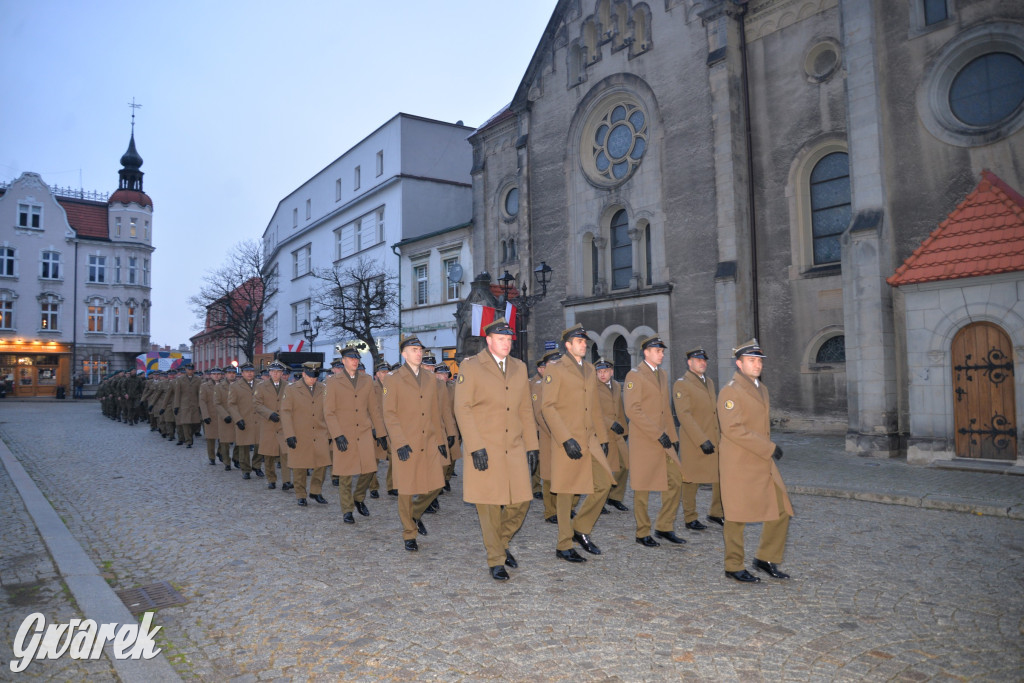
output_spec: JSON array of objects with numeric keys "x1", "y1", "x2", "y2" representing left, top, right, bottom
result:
[{"x1": 10, "y1": 612, "x2": 162, "y2": 673}]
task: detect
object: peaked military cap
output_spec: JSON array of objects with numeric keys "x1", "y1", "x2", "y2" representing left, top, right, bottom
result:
[
  {"x1": 267, "y1": 361, "x2": 288, "y2": 371},
  {"x1": 341, "y1": 347, "x2": 361, "y2": 359},
  {"x1": 540, "y1": 350, "x2": 563, "y2": 365},
  {"x1": 686, "y1": 347, "x2": 709, "y2": 360},
  {"x1": 484, "y1": 317, "x2": 514, "y2": 336},
  {"x1": 594, "y1": 357, "x2": 613, "y2": 370},
  {"x1": 400, "y1": 334, "x2": 424, "y2": 350},
  {"x1": 209, "y1": 367, "x2": 223, "y2": 374},
  {"x1": 301, "y1": 361, "x2": 321, "y2": 376},
  {"x1": 422, "y1": 354, "x2": 437, "y2": 365},
  {"x1": 561, "y1": 324, "x2": 588, "y2": 343},
  {"x1": 239, "y1": 362, "x2": 255, "y2": 371},
  {"x1": 330, "y1": 357, "x2": 344, "y2": 367},
  {"x1": 733, "y1": 338, "x2": 767, "y2": 358},
  {"x1": 374, "y1": 360, "x2": 391, "y2": 374},
  {"x1": 639, "y1": 335, "x2": 667, "y2": 350},
  {"x1": 434, "y1": 363, "x2": 451, "y2": 375}
]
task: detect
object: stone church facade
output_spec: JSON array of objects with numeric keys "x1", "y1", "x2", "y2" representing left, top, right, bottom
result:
[{"x1": 469, "y1": 0, "x2": 1024, "y2": 461}]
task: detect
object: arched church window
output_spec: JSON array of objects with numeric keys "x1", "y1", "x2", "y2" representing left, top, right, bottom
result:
[
  {"x1": 815, "y1": 335, "x2": 846, "y2": 363},
  {"x1": 810, "y1": 152, "x2": 850, "y2": 265},
  {"x1": 610, "y1": 210, "x2": 631, "y2": 290},
  {"x1": 644, "y1": 224, "x2": 652, "y2": 285},
  {"x1": 613, "y1": 336, "x2": 631, "y2": 382},
  {"x1": 582, "y1": 96, "x2": 649, "y2": 187}
]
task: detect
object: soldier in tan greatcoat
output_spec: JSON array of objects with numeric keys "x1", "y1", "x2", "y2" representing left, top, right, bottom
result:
[
  {"x1": 228, "y1": 362, "x2": 263, "y2": 480},
  {"x1": 531, "y1": 350, "x2": 561, "y2": 523},
  {"x1": 454, "y1": 318, "x2": 539, "y2": 581},
  {"x1": 158, "y1": 369, "x2": 179, "y2": 440},
  {"x1": 594, "y1": 358, "x2": 630, "y2": 512},
  {"x1": 382, "y1": 335, "x2": 447, "y2": 552},
  {"x1": 624, "y1": 335, "x2": 687, "y2": 548},
  {"x1": 368, "y1": 360, "x2": 391, "y2": 498},
  {"x1": 718, "y1": 339, "x2": 794, "y2": 583},
  {"x1": 434, "y1": 363, "x2": 461, "y2": 491},
  {"x1": 214, "y1": 368, "x2": 237, "y2": 470},
  {"x1": 540, "y1": 324, "x2": 612, "y2": 563},
  {"x1": 673, "y1": 347, "x2": 725, "y2": 531},
  {"x1": 173, "y1": 364, "x2": 203, "y2": 448},
  {"x1": 254, "y1": 361, "x2": 291, "y2": 491},
  {"x1": 199, "y1": 367, "x2": 223, "y2": 465},
  {"x1": 281, "y1": 362, "x2": 332, "y2": 506},
  {"x1": 324, "y1": 348, "x2": 387, "y2": 524}
]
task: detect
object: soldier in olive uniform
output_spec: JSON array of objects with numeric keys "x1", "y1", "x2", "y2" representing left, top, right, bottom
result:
[
  {"x1": 673, "y1": 347, "x2": 725, "y2": 530},
  {"x1": 594, "y1": 358, "x2": 630, "y2": 512},
  {"x1": 531, "y1": 350, "x2": 561, "y2": 522},
  {"x1": 254, "y1": 361, "x2": 291, "y2": 490},
  {"x1": 158, "y1": 369, "x2": 179, "y2": 439},
  {"x1": 199, "y1": 368, "x2": 222, "y2": 464},
  {"x1": 718, "y1": 339, "x2": 794, "y2": 583},
  {"x1": 228, "y1": 362, "x2": 262, "y2": 479},
  {"x1": 173, "y1": 363, "x2": 203, "y2": 448},
  {"x1": 281, "y1": 362, "x2": 331, "y2": 506}
]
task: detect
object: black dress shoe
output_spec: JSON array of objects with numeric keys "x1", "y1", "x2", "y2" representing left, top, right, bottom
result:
[
  {"x1": 444, "y1": 481, "x2": 451, "y2": 492},
  {"x1": 416, "y1": 518, "x2": 428, "y2": 536},
  {"x1": 725, "y1": 569, "x2": 760, "y2": 583},
  {"x1": 636, "y1": 536, "x2": 661, "y2": 547},
  {"x1": 545, "y1": 515, "x2": 558, "y2": 524},
  {"x1": 267, "y1": 482, "x2": 276, "y2": 489},
  {"x1": 555, "y1": 548, "x2": 587, "y2": 563},
  {"x1": 423, "y1": 505, "x2": 436, "y2": 514},
  {"x1": 608, "y1": 500, "x2": 629, "y2": 511},
  {"x1": 310, "y1": 493, "x2": 329, "y2": 505},
  {"x1": 355, "y1": 500, "x2": 369, "y2": 517},
  {"x1": 232, "y1": 459, "x2": 239, "y2": 468},
  {"x1": 253, "y1": 468, "x2": 265, "y2": 478},
  {"x1": 573, "y1": 532, "x2": 602, "y2": 555},
  {"x1": 533, "y1": 491, "x2": 543, "y2": 500},
  {"x1": 601, "y1": 506, "x2": 609, "y2": 515},
  {"x1": 369, "y1": 490, "x2": 379, "y2": 499},
  {"x1": 404, "y1": 539, "x2": 418, "y2": 552},
  {"x1": 428, "y1": 498, "x2": 440, "y2": 512},
  {"x1": 387, "y1": 489, "x2": 398, "y2": 496},
  {"x1": 208, "y1": 459, "x2": 216, "y2": 466},
  {"x1": 490, "y1": 565, "x2": 510, "y2": 581},
  {"x1": 186, "y1": 444, "x2": 192, "y2": 449},
  {"x1": 685, "y1": 520, "x2": 708, "y2": 531},
  {"x1": 504, "y1": 550, "x2": 518, "y2": 568},
  {"x1": 707, "y1": 515, "x2": 725, "y2": 526},
  {"x1": 282, "y1": 482, "x2": 294, "y2": 491},
  {"x1": 297, "y1": 498, "x2": 308, "y2": 506},
  {"x1": 331, "y1": 477, "x2": 340, "y2": 487},
  {"x1": 224, "y1": 464, "x2": 232, "y2": 471},
  {"x1": 343, "y1": 512, "x2": 355, "y2": 524},
  {"x1": 242, "y1": 472, "x2": 251, "y2": 480},
  {"x1": 176, "y1": 440, "x2": 184, "y2": 445},
  {"x1": 654, "y1": 530, "x2": 687, "y2": 544},
  {"x1": 753, "y1": 558, "x2": 790, "y2": 579}
]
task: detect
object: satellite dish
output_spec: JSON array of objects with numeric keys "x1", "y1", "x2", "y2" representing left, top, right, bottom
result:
[{"x1": 447, "y1": 263, "x2": 464, "y2": 284}]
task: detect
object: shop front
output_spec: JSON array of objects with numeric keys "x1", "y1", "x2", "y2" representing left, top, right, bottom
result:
[{"x1": 0, "y1": 342, "x2": 72, "y2": 398}]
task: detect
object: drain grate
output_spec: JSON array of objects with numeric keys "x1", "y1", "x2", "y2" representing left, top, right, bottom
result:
[{"x1": 115, "y1": 581, "x2": 187, "y2": 614}]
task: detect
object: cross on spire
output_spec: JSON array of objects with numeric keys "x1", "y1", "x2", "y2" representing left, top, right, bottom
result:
[{"x1": 128, "y1": 98, "x2": 142, "y2": 133}]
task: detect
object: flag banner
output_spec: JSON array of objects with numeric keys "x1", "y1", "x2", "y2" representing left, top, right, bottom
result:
[
  {"x1": 505, "y1": 302, "x2": 517, "y2": 339},
  {"x1": 471, "y1": 303, "x2": 497, "y2": 336},
  {"x1": 136, "y1": 352, "x2": 189, "y2": 375}
]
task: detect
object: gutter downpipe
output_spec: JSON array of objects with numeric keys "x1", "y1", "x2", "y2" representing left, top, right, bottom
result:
[{"x1": 734, "y1": 0, "x2": 760, "y2": 339}]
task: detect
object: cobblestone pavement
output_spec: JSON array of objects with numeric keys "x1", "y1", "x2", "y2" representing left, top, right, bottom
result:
[{"x1": 1, "y1": 402, "x2": 1022, "y2": 681}]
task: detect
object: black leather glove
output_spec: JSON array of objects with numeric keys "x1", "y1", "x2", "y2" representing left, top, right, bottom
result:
[
  {"x1": 563, "y1": 438, "x2": 583, "y2": 460},
  {"x1": 376, "y1": 435, "x2": 389, "y2": 451},
  {"x1": 224, "y1": 415, "x2": 232, "y2": 424},
  {"x1": 657, "y1": 433, "x2": 672, "y2": 449},
  {"x1": 772, "y1": 445, "x2": 783, "y2": 461},
  {"x1": 672, "y1": 441, "x2": 679, "y2": 453},
  {"x1": 203, "y1": 417, "x2": 211, "y2": 424},
  {"x1": 610, "y1": 421, "x2": 624, "y2": 435},
  {"x1": 335, "y1": 435, "x2": 348, "y2": 451},
  {"x1": 397, "y1": 445, "x2": 412, "y2": 461},
  {"x1": 600, "y1": 442, "x2": 609, "y2": 456},
  {"x1": 236, "y1": 419, "x2": 246, "y2": 431},
  {"x1": 526, "y1": 450, "x2": 539, "y2": 475},
  {"x1": 269, "y1": 412, "x2": 280, "y2": 423},
  {"x1": 439, "y1": 445, "x2": 448, "y2": 458},
  {"x1": 159, "y1": 409, "x2": 164, "y2": 415},
  {"x1": 286, "y1": 436, "x2": 297, "y2": 449},
  {"x1": 447, "y1": 435, "x2": 455, "y2": 449},
  {"x1": 700, "y1": 440, "x2": 715, "y2": 454},
  {"x1": 471, "y1": 448, "x2": 488, "y2": 471},
  {"x1": 173, "y1": 407, "x2": 179, "y2": 415}
]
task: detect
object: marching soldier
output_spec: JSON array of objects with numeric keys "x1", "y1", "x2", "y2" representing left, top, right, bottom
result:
[
  {"x1": 454, "y1": 318, "x2": 539, "y2": 581},
  {"x1": 594, "y1": 358, "x2": 630, "y2": 512},
  {"x1": 199, "y1": 368, "x2": 222, "y2": 465},
  {"x1": 254, "y1": 361, "x2": 291, "y2": 490},
  {"x1": 158, "y1": 369, "x2": 179, "y2": 440},
  {"x1": 624, "y1": 335, "x2": 686, "y2": 548},
  {"x1": 718, "y1": 339, "x2": 794, "y2": 582},
  {"x1": 381, "y1": 335, "x2": 447, "y2": 552},
  {"x1": 228, "y1": 362, "x2": 262, "y2": 479},
  {"x1": 215, "y1": 367, "x2": 237, "y2": 470},
  {"x1": 173, "y1": 363, "x2": 202, "y2": 448},
  {"x1": 540, "y1": 324, "x2": 612, "y2": 562},
  {"x1": 281, "y1": 362, "x2": 331, "y2": 506},
  {"x1": 531, "y1": 350, "x2": 561, "y2": 523},
  {"x1": 434, "y1": 363, "x2": 461, "y2": 491},
  {"x1": 673, "y1": 347, "x2": 725, "y2": 530},
  {"x1": 369, "y1": 359, "x2": 392, "y2": 498},
  {"x1": 324, "y1": 348, "x2": 387, "y2": 524}
]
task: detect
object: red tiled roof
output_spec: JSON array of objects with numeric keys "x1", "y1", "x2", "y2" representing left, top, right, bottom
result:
[
  {"x1": 888, "y1": 170, "x2": 1024, "y2": 287},
  {"x1": 57, "y1": 197, "x2": 109, "y2": 240},
  {"x1": 109, "y1": 188, "x2": 153, "y2": 208}
]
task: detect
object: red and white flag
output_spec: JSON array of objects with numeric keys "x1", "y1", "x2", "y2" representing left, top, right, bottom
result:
[
  {"x1": 504, "y1": 302, "x2": 517, "y2": 339},
  {"x1": 471, "y1": 304, "x2": 497, "y2": 336}
]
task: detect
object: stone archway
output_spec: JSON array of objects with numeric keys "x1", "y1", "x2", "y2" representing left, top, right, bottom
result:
[{"x1": 952, "y1": 322, "x2": 1017, "y2": 459}]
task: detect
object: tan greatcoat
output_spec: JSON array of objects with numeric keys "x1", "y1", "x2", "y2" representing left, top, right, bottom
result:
[
  {"x1": 213, "y1": 381, "x2": 234, "y2": 442},
  {"x1": 199, "y1": 379, "x2": 217, "y2": 425},
  {"x1": 381, "y1": 364, "x2": 446, "y2": 495},
  {"x1": 280, "y1": 380, "x2": 332, "y2": 469},
  {"x1": 228, "y1": 379, "x2": 259, "y2": 446},
  {"x1": 596, "y1": 378, "x2": 629, "y2": 472},
  {"x1": 173, "y1": 374, "x2": 203, "y2": 424},
  {"x1": 623, "y1": 362, "x2": 677, "y2": 492},
  {"x1": 540, "y1": 357, "x2": 611, "y2": 495},
  {"x1": 530, "y1": 374, "x2": 554, "y2": 480},
  {"x1": 717, "y1": 371, "x2": 794, "y2": 523},
  {"x1": 253, "y1": 378, "x2": 287, "y2": 457},
  {"x1": 323, "y1": 372, "x2": 386, "y2": 475},
  {"x1": 445, "y1": 381, "x2": 462, "y2": 461},
  {"x1": 673, "y1": 370, "x2": 721, "y2": 484},
  {"x1": 454, "y1": 350, "x2": 538, "y2": 505}
]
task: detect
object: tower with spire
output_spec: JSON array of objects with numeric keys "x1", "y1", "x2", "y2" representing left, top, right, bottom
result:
[{"x1": 108, "y1": 100, "x2": 153, "y2": 243}]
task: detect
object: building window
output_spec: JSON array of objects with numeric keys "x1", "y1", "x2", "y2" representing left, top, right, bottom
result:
[
  {"x1": 143, "y1": 259, "x2": 150, "y2": 286},
  {"x1": 0, "y1": 293, "x2": 14, "y2": 330},
  {"x1": 336, "y1": 178, "x2": 342, "y2": 201},
  {"x1": 815, "y1": 335, "x2": 846, "y2": 363},
  {"x1": 18, "y1": 203, "x2": 42, "y2": 229},
  {"x1": 292, "y1": 244, "x2": 311, "y2": 278},
  {"x1": 504, "y1": 187, "x2": 519, "y2": 218},
  {"x1": 144, "y1": 221, "x2": 150, "y2": 240},
  {"x1": 88, "y1": 255, "x2": 106, "y2": 283},
  {"x1": 376, "y1": 208, "x2": 385, "y2": 243},
  {"x1": 40, "y1": 299, "x2": 59, "y2": 331},
  {"x1": 113, "y1": 305, "x2": 121, "y2": 333},
  {"x1": 948, "y1": 52, "x2": 1024, "y2": 127},
  {"x1": 41, "y1": 251, "x2": 60, "y2": 279},
  {"x1": 644, "y1": 224, "x2": 652, "y2": 286},
  {"x1": 610, "y1": 210, "x2": 632, "y2": 290},
  {"x1": 142, "y1": 305, "x2": 149, "y2": 333},
  {"x1": 128, "y1": 257, "x2": 138, "y2": 284},
  {"x1": 414, "y1": 263, "x2": 428, "y2": 305},
  {"x1": 114, "y1": 217, "x2": 122, "y2": 237},
  {"x1": 591, "y1": 237, "x2": 599, "y2": 294},
  {"x1": 444, "y1": 256, "x2": 461, "y2": 300},
  {"x1": 130, "y1": 218, "x2": 137, "y2": 238},
  {"x1": 127, "y1": 306, "x2": 136, "y2": 333},
  {"x1": 613, "y1": 336, "x2": 631, "y2": 382},
  {"x1": 114, "y1": 256, "x2": 122, "y2": 283},
  {"x1": 0, "y1": 247, "x2": 15, "y2": 277},
  {"x1": 305, "y1": 198, "x2": 311, "y2": 220},
  {"x1": 292, "y1": 300, "x2": 310, "y2": 333},
  {"x1": 810, "y1": 152, "x2": 851, "y2": 265},
  {"x1": 292, "y1": 208, "x2": 298, "y2": 227},
  {"x1": 376, "y1": 150, "x2": 384, "y2": 177},
  {"x1": 87, "y1": 302, "x2": 105, "y2": 332},
  {"x1": 84, "y1": 358, "x2": 108, "y2": 383},
  {"x1": 582, "y1": 96, "x2": 649, "y2": 187},
  {"x1": 924, "y1": 0, "x2": 948, "y2": 25},
  {"x1": 265, "y1": 312, "x2": 277, "y2": 342},
  {"x1": 354, "y1": 166, "x2": 361, "y2": 190}
]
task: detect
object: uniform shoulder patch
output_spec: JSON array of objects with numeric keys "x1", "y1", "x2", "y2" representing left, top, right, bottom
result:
[
  {"x1": 458, "y1": 374, "x2": 465, "y2": 384},
  {"x1": 532, "y1": 393, "x2": 538, "y2": 401},
  {"x1": 626, "y1": 381, "x2": 634, "y2": 390},
  {"x1": 382, "y1": 386, "x2": 388, "y2": 396},
  {"x1": 545, "y1": 375, "x2": 552, "y2": 383},
  {"x1": 724, "y1": 399, "x2": 734, "y2": 410},
  {"x1": 675, "y1": 391, "x2": 682, "y2": 398}
]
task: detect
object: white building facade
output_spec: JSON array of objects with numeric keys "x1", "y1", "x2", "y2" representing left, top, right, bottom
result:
[{"x1": 261, "y1": 114, "x2": 473, "y2": 367}]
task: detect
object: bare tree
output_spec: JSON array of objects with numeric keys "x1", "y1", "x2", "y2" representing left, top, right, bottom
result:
[
  {"x1": 311, "y1": 256, "x2": 399, "y2": 364},
  {"x1": 188, "y1": 240, "x2": 272, "y2": 362}
]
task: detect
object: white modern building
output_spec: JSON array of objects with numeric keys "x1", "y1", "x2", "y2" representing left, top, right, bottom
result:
[
  {"x1": 261, "y1": 114, "x2": 474, "y2": 366},
  {"x1": 0, "y1": 130, "x2": 154, "y2": 397}
]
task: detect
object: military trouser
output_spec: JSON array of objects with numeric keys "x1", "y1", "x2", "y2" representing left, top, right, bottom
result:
[
  {"x1": 398, "y1": 489, "x2": 442, "y2": 540},
  {"x1": 262, "y1": 454, "x2": 289, "y2": 484},
  {"x1": 384, "y1": 453, "x2": 394, "y2": 491},
  {"x1": 476, "y1": 501, "x2": 530, "y2": 568},
  {"x1": 724, "y1": 484, "x2": 790, "y2": 572},
  {"x1": 218, "y1": 441, "x2": 234, "y2": 467},
  {"x1": 682, "y1": 481, "x2": 723, "y2": 522},
  {"x1": 531, "y1": 468, "x2": 542, "y2": 495},
  {"x1": 234, "y1": 444, "x2": 254, "y2": 473},
  {"x1": 205, "y1": 433, "x2": 218, "y2": 462},
  {"x1": 177, "y1": 422, "x2": 198, "y2": 446},
  {"x1": 634, "y1": 453, "x2": 683, "y2": 537},
  {"x1": 293, "y1": 466, "x2": 326, "y2": 500},
  {"x1": 542, "y1": 479, "x2": 557, "y2": 519},
  {"x1": 161, "y1": 418, "x2": 176, "y2": 438},
  {"x1": 608, "y1": 465, "x2": 630, "y2": 503},
  {"x1": 555, "y1": 457, "x2": 612, "y2": 551},
  {"x1": 338, "y1": 472, "x2": 375, "y2": 513}
]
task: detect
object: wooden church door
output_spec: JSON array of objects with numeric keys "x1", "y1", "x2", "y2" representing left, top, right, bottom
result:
[{"x1": 952, "y1": 322, "x2": 1017, "y2": 459}]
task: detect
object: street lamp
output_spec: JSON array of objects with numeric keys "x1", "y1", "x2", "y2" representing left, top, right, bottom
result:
[
  {"x1": 534, "y1": 261, "x2": 553, "y2": 296},
  {"x1": 496, "y1": 264, "x2": 555, "y2": 368},
  {"x1": 301, "y1": 315, "x2": 323, "y2": 354}
]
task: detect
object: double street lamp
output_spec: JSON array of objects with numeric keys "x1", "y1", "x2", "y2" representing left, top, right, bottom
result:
[
  {"x1": 497, "y1": 261, "x2": 554, "y2": 369},
  {"x1": 301, "y1": 315, "x2": 324, "y2": 355}
]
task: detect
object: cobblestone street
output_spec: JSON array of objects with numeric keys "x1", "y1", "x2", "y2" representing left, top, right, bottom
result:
[{"x1": 2, "y1": 401, "x2": 1022, "y2": 681}]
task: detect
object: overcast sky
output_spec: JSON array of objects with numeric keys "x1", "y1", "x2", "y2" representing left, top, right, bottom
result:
[{"x1": 0, "y1": 1, "x2": 554, "y2": 346}]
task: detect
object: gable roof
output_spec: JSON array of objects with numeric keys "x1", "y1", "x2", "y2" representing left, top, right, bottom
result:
[
  {"x1": 58, "y1": 197, "x2": 109, "y2": 240},
  {"x1": 887, "y1": 170, "x2": 1024, "y2": 287}
]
